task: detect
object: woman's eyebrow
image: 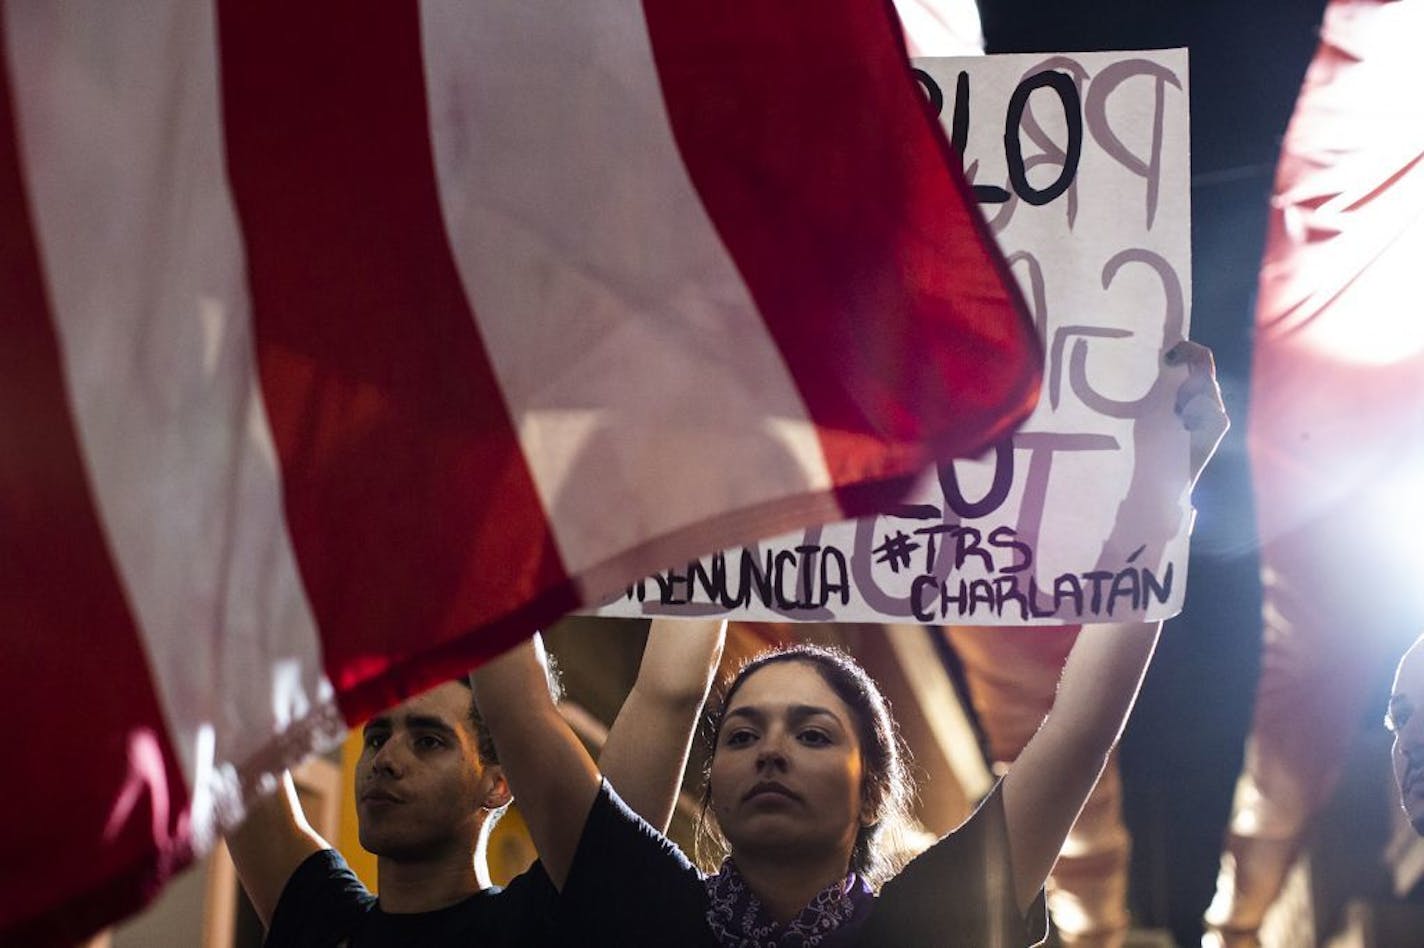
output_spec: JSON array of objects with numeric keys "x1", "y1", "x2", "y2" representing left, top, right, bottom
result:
[
  {"x1": 723, "y1": 706, "x2": 765, "y2": 725},
  {"x1": 787, "y1": 704, "x2": 846, "y2": 727},
  {"x1": 725, "y1": 703, "x2": 844, "y2": 726}
]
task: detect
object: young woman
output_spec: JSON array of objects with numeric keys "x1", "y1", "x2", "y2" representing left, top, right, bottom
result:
[{"x1": 474, "y1": 342, "x2": 1227, "y2": 947}]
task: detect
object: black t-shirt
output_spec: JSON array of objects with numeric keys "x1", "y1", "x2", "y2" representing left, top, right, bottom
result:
[
  {"x1": 264, "y1": 849, "x2": 558, "y2": 947},
  {"x1": 559, "y1": 781, "x2": 1048, "y2": 947}
]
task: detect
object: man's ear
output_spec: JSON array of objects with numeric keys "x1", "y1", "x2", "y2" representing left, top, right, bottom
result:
[{"x1": 479, "y1": 764, "x2": 513, "y2": 811}]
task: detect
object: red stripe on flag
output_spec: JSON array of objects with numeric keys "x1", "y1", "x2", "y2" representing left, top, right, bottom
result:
[
  {"x1": 641, "y1": 0, "x2": 1041, "y2": 505},
  {"x1": 0, "y1": 22, "x2": 193, "y2": 945},
  {"x1": 215, "y1": 2, "x2": 576, "y2": 722}
]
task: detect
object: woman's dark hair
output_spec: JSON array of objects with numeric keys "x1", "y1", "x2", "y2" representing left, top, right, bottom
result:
[{"x1": 694, "y1": 643, "x2": 915, "y2": 887}]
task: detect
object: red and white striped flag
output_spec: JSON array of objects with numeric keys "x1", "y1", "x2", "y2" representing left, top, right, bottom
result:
[{"x1": 0, "y1": 1, "x2": 1038, "y2": 941}]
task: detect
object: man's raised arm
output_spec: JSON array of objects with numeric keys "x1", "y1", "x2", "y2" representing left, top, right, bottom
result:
[{"x1": 225, "y1": 771, "x2": 329, "y2": 928}]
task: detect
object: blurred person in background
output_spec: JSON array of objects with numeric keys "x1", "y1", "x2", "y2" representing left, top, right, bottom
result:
[{"x1": 1204, "y1": 1, "x2": 1424, "y2": 942}]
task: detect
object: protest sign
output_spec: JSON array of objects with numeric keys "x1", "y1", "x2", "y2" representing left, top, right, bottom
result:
[{"x1": 599, "y1": 49, "x2": 1192, "y2": 625}]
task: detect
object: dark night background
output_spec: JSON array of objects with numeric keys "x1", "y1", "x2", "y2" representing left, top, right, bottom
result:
[{"x1": 981, "y1": 2, "x2": 1337, "y2": 943}]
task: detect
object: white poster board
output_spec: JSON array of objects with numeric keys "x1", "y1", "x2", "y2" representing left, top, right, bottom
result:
[{"x1": 599, "y1": 50, "x2": 1193, "y2": 625}]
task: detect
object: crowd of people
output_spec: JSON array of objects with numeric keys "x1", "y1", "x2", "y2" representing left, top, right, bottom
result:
[
  {"x1": 218, "y1": 344, "x2": 1253, "y2": 947},
  {"x1": 220, "y1": 2, "x2": 1424, "y2": 942}
]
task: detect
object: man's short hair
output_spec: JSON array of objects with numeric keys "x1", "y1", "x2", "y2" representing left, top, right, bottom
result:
[{"x1": 455, "y1": 653, "x2": 563, "y2": 766}]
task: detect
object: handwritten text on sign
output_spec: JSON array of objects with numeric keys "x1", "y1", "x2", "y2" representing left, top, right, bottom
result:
[{"x1": 600, "y1": 50, "x2": 1193, "y2": 625}]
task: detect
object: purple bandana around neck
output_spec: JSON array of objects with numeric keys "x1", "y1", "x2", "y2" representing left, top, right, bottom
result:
[{"x1": 703, "y1": 859, "x2": 875, "y2": 948}]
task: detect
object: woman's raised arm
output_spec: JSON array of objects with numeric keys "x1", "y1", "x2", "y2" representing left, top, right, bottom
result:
[
  {"x1": 1000, "y1": 341, "x2": 1228, "y2": 909},
  {"x1": 472, "y1": 636, "x2": 599, "y2": 888},
  {"x1": 472, "y1": 618, "x2": 725, "y2": 886},
  {"x1": 600, "y1": 618, "x2": 726, "y2": 832}
]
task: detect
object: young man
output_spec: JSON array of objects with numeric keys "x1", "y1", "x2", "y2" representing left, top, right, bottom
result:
[
  {"x1": 225, "y1": 618, "x2": 724, "y2": 946},
  {"x1": 1388, "y1": 634, "x2": 1424, "y2": 837}
]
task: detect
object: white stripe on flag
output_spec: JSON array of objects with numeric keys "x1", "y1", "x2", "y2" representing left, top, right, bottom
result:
[
  {"x1": 419, "y1": 1, "x2": 836, "y2": 586},
  {"x1": 5, "y1": 0, "x2": 339, "y2": 839},
  {"x1": 893, "y1": 0, "x2": 986, "y2": 56}
]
